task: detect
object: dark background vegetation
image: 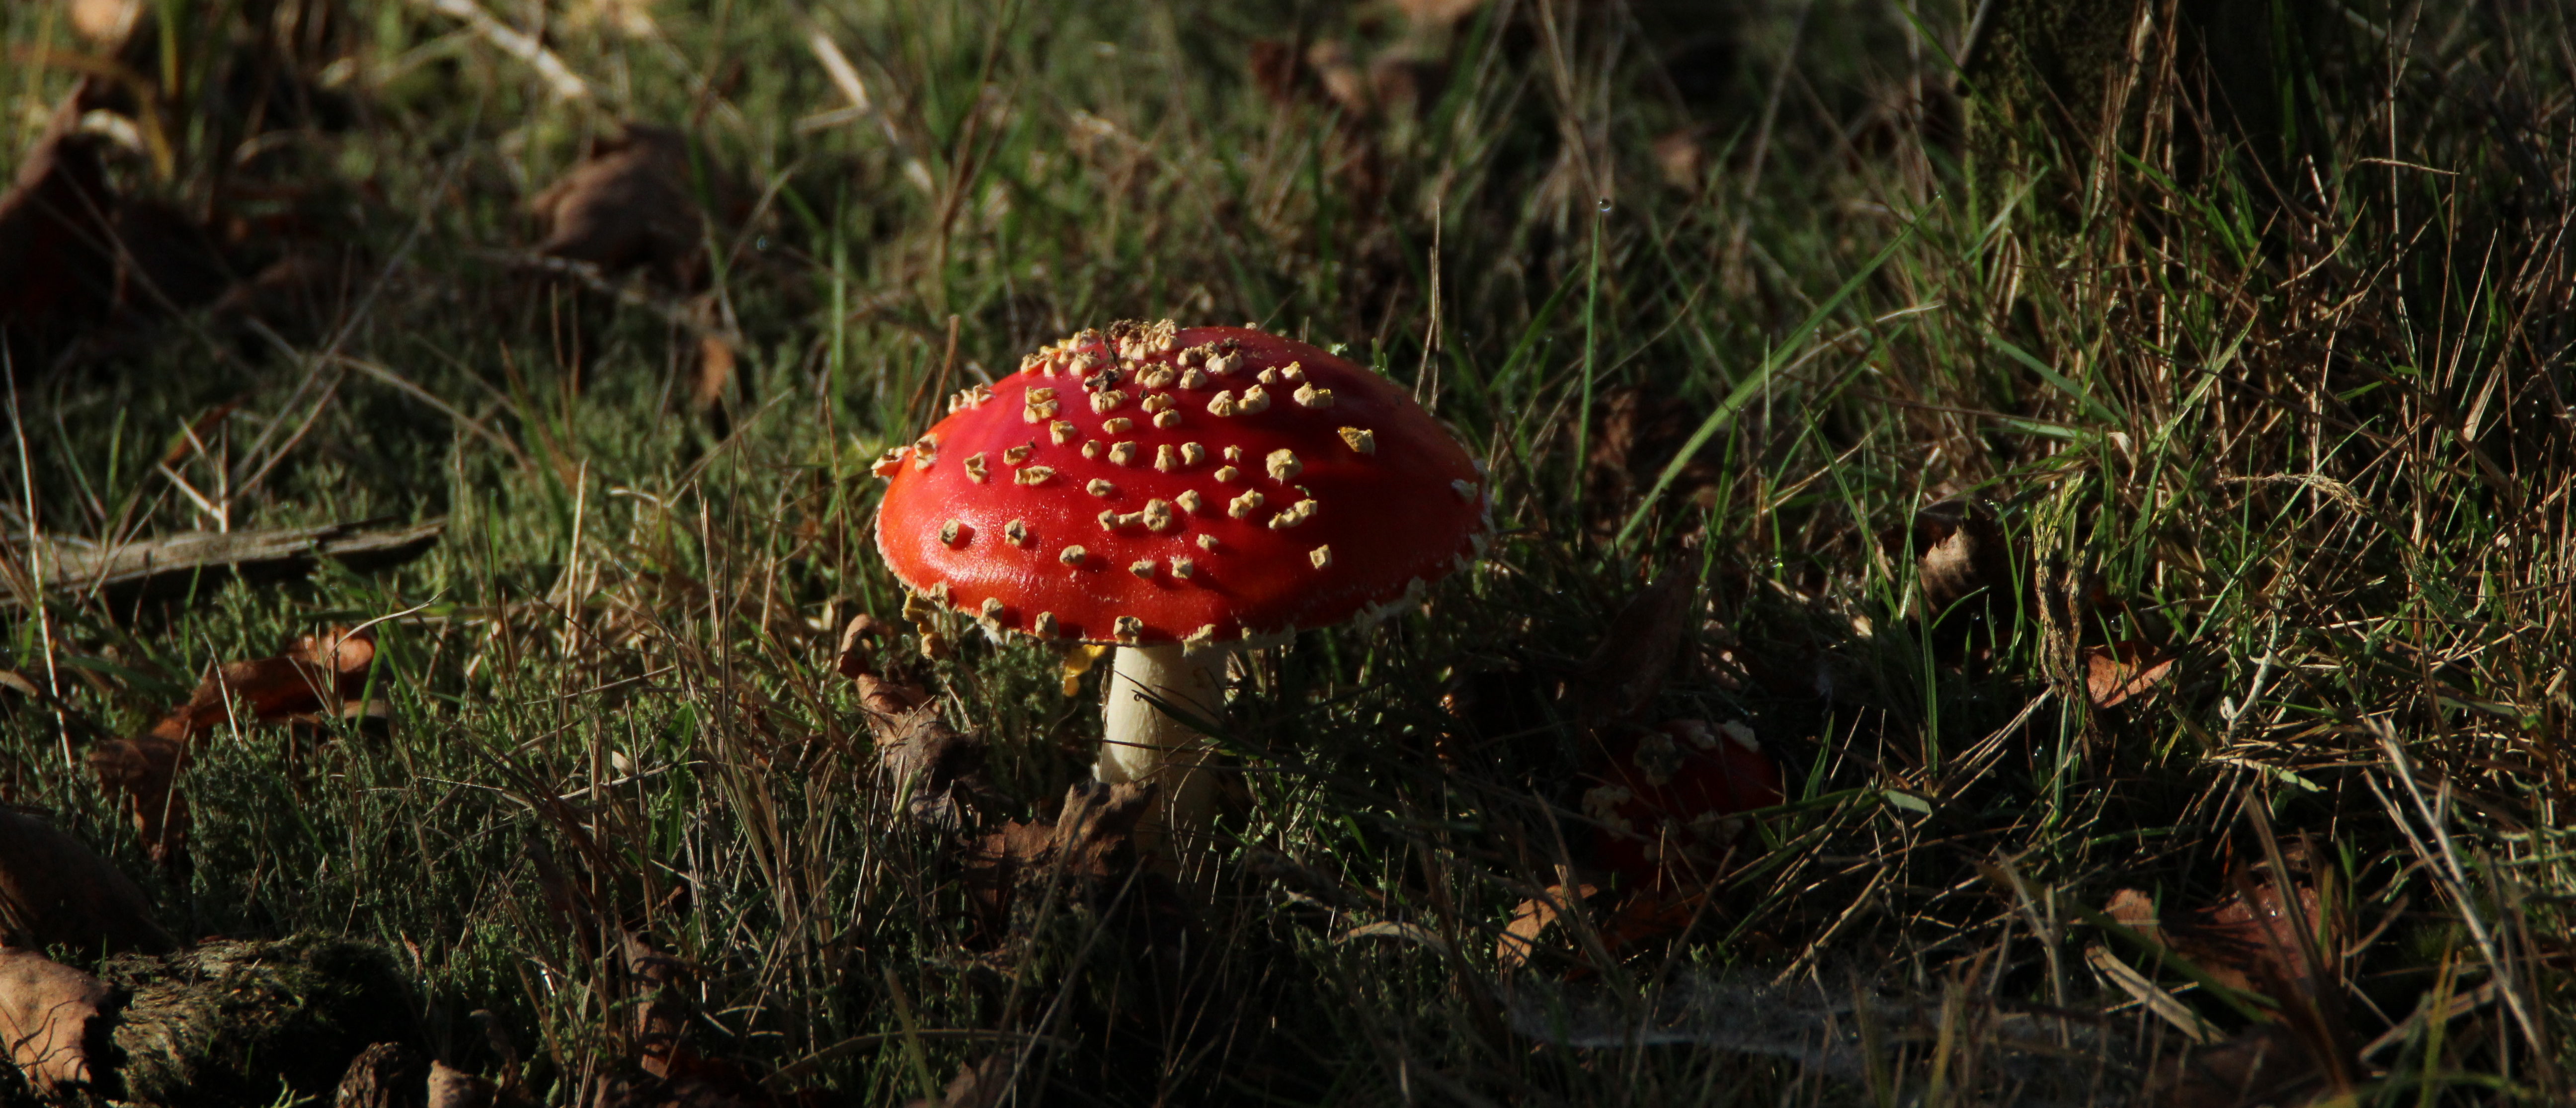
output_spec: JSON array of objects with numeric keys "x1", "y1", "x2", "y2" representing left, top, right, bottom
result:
[{"x1": 2, "y1": 0, "x2": 2571, "y2": 1104}]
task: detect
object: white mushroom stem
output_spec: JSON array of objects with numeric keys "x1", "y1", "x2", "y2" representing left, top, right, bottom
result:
[{"x1": 1095, "y1": 643, "x2": 1224, "y2": 850}]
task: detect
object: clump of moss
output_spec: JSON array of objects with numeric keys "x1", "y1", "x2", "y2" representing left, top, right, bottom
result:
[{"x1": 96, "y1": 936, "x2": 421, "y2": 1108}]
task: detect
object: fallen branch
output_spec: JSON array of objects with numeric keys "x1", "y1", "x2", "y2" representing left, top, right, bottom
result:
[{"x1": 5, "y1": 517, "x2": 444, "y2": 609}]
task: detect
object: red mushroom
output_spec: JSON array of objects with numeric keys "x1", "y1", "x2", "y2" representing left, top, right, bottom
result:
[
  {"x1": 1583, "y1": 719, "x2": 1784, "y2": 889},
  {"x1": 874, "y1": 320, "x2": 1490, "y2": 849}
]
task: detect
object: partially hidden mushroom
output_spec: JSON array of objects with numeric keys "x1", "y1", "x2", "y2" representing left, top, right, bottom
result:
[
  {"x1": 1584, "y1": 719, "x2": 1784, "y2": 890},
  {"x1": 874, "y1": 321, "x2": 1490, "y2": 851}
]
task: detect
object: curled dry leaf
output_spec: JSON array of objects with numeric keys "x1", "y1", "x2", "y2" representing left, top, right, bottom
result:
[
  {"x1": 1498, "y1": 882, "x2": 1597, "y2": 971},
  {"x1": 2081, "y1": 640, "x2": 2177, "y2": 708},
  {"x1": 0, "y1": 806, "x2": 174, "y2": 954},
  {"x1": 837, "y1": 616, "x2": 991, "y2": 831},
  {"x1": 1910, "y1": 498, "x2": 2014, "y2": 621},
  {"x1": 963, "y1": 781, "x2": 1162, "y2": 943},
  {"x1": 89, "y1": 625, "x2": 384, "y2": 862},
  {"x1": 0, "y1": 947, "x2": 111, "y2": 1096},
  {"x1": 529, "y1": 123, "x2": 707, "y2": 288}
]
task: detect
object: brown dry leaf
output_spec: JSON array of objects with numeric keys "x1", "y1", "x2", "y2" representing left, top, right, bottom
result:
[
  {"x1": 905, "y1": 1054, "x2": 1015, "y2": 1108},
  {"x1": 334, "y1": 1041, "x2": 429, "y2": 1108},
  {"x1": 427, "y1": 1062, "x2": 499, "y2": 1108},
  {"x1": 2102, "y1": 887, "x2": 2166, "y2": 946},
  {"x1": 1596, "y1": 886, "x2": 1713, "y2": 952},
  {"x1": 1305, "y1": 40, "x2": 1371, "y2": 116},
  {"x1": 1911, "y1": 498, "x2": 2013, "y2": 619},
  {"x1": 1571, "y1": 574, "x2": 1695, "y2": 730},
  {"x1": 838, "y1": 622, "x2": 990, "y2": 831},
  {"x1": 624, "y1": 933, "x2": 694, "y2": 1078},
  {"x1": 0, "y1": 806, "x2": 173, "y2": 954},
  {"x1": 85, "y1": 732, "x2": 189, "y2": 864},
  {"x1": 2193, "y1": 878, "x2": 2328, "y2": 997},
  {"x1": 149, "y1": 624, "x2": 381, "y2": 742},
  {"x1": 964, "y1": 781, "x2": 1156, "y2": 941},
  {"x1": 0, "y1": 947, "x2": 110, "y2": 1096},
  {"x1": 2082, "y1": 640, "x2": 2177, "y2": 708},
  {"x1": 0, "y1": 92, "x2": 120, "y2": 354},
  {"x1": 89, "y1": 625, "x2": 384, "y2": 862},
  {"x1": 691, "y1": 334, "x2": 736, "y2": 413},
  {"x1": 1653, "y1": 127, "x2": 1706, "y2": 192},
  {"x1": 529, "y1": 123, "x2": 707, "y2": 288},
  {"x1": 1497, "y1": 882, "x2": 1596, "y2": 971}
]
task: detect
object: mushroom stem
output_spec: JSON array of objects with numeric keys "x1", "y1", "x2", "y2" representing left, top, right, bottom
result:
[{"x1": 1095, "y1": 643, "x2": 1224, "y2": 850}]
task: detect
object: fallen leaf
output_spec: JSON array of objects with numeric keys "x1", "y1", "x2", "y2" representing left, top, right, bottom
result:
[
  {"x1": 2082, "y1": 640, "x2": 2177, "y2": 708},
  {"x1": 1305, "y1": 40, "x2": 1371, "y2": 116},
  {"x1": 1652, "y1": 127, "x2": 1707, "y2": 192},
  {"x1": 962, "y1": 781, "x2": 1165, "y2": 944},
  {"x1": 334, "y1": 1041, "x2": 429, "y2": 1108},
  {"x1": 1910, "y1": 498, "x2": 2014, "y2": 620},
  {"x1": 838, "y1": 624, "x2": 991, "y2": 831},
  {"x1": 0, "y1": 91, "x2": 120, "y2": 359},
  {"x1": 625, "y1": 932, "x2": 695, "y2": 1079},
  {"x1": 0, "y1": 806, "x2": 173, "y2": 954},
  {"x1": 1571, "y1": 575, "x2": 1697, "y2": 731},
  {"x1": 0, "y1": 948, "x2": 110, "y2": 1096},
  {"x1": 150, "y1": 624, "x2": 381, "y2": 741},
  {"x1": 85, "y1": 732, "x2": 189, "y2": 863},
  {"x1": 2101, "y1": 887, "x2": 2165, "y2": 945},
  {"x1": 692, "y1": 333, "x2": 737, "y2": 415},
  {"x1": 529, "y1": 123, "x2": 707, "y2": 288},
  {"x1": 1497, "y1": 882, "x2": 1596, "y2": 971},
  {"x1": 428, "y1": 1062, "x2": 498, "y2": 1108},
  {"x1": 90, "y1": 624, "x2": 387, "y2": 861}
]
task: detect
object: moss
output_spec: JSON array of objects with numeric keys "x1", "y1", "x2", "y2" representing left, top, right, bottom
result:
[{"x1": 95, "y1": 936, "x2": 422, "y2": 1108}]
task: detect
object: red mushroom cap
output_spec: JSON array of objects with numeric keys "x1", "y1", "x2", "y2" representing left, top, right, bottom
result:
[
  {"x1": 1586, "y1": 720, "x2": 1784, "y2": 886},
  {"x1": 873, "y1": 322, "x2": 1489, "y2": 646}
]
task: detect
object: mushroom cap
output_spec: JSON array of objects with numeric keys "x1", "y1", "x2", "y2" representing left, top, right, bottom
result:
[
  {"x1": 874, "y1": 322, "x2": 1489, "y2": 647},
  {"x1": 1586, "y1": 720, "x2": 1783, "y2": 886}
]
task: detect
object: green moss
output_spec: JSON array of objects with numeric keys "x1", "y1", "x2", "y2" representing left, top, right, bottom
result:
[{"x1": 98, "y1": 937, "x2": 421, "y2": 1108}]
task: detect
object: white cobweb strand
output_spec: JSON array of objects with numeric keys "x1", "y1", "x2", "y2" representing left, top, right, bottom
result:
[{"x1": 1095, "y1": 643, "x2": 1225, "y2": 851}]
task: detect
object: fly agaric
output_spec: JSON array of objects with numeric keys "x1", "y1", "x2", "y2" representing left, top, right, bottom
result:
[
  {"x1": 1583, "y1": 719, "x2": 1783, "y2": 889},
  {"x1": 874, "y1": 321, "x2": 1490, "y2": 847}
]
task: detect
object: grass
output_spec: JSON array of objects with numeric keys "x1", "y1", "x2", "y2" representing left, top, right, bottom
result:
[{"x1": 3, "y1": 0, "x2": 2573, "y2": 1103}]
